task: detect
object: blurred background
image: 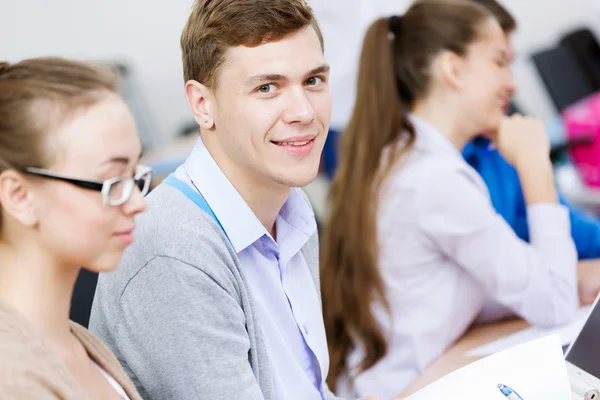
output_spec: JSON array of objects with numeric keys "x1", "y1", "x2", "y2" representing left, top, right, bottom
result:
[{"x1": 4, "y1": 0, "x2": 600, "y2": 219}]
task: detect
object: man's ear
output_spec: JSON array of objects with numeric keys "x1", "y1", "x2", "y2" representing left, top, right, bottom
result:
[
  {"x1": 185, "y1": 80, "x2": 216, "y2": 130},
  {"x1": 0, "y1": 170, "x2": 38, "y2": 227},
  {"x1": 436, "y1": 50, "x2": 467, "y2": 91}
]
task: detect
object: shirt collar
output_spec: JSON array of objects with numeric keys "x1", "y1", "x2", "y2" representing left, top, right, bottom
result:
[
  {"x1": 409, "y1": 113, "x2": 464, "y2": 159},
  {"x1": 462, "y1": 136, "x2": 493, "y2": 160},
  {"x1": 182, "y1": 137, "x2": 316, "y2": 253}
]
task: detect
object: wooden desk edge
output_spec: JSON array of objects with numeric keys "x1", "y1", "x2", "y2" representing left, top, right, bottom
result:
[{"x1": 400, "y1": 318, "x2": 529, "y2": 397}]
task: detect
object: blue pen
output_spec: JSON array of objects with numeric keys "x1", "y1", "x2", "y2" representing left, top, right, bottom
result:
[{"x1": 498, "y1": 384, "x2": 524, "y2": 400}]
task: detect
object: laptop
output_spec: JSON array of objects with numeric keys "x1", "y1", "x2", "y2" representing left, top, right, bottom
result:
[{"x1": 565, "y1": 294, "x2": 600, "y2": 399}]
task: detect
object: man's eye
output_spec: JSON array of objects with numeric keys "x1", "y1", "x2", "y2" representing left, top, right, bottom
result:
[
  {"x1": 258, "y1": 84, "x2": 276, "y2": 93},
  {"x1": 306, "y1": 76, "x2": 323, "y2": 86}
]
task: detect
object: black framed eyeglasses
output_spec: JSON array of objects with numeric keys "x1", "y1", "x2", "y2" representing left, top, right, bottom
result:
[{"x1": 24, "y1": 165, "x2": 153, "y2": 207}]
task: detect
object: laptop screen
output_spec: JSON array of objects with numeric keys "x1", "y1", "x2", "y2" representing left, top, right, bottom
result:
[{"x1": 566, "y1": 303, "x2": 600, "y2": 378}]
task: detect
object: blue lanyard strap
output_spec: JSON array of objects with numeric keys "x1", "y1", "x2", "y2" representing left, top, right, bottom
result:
[{"x1": 163, "y1": 174, "x2": 231, "y2": 243}]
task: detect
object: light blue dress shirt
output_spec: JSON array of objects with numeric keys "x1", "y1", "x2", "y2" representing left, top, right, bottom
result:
[{"x1": 174, "y1": 137, "x2": 329, "y2": 400}]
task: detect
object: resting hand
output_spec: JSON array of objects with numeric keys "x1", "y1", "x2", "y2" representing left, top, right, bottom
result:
[{"x1": 578, "y1": 259, "x2": 600, "y2": 306}]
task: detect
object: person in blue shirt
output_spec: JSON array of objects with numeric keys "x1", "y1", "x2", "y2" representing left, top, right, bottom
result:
[
  {"x1": 463, "y1": 134, "x2": 600, "y2": 261},
  {"x1": 466, "y1": 0, "x2": 600, "y2": 305}
]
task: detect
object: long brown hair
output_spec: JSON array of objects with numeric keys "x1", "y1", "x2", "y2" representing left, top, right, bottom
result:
[{"x1": 321, "y1": 0, "x2": 492, "y2": 389}]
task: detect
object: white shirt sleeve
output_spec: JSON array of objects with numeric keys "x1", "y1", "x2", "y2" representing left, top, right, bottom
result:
[{"x1": 416, "y1": 169, "x2": 578, "y2": 328}]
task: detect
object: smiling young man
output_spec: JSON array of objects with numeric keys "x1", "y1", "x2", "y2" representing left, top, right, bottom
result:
[{"x1": 87, "y1": 1, "x2": 363, "y2": 399}]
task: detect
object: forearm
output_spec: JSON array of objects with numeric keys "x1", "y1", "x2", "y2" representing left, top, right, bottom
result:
[{"x1": 516, "y1": 157, "x2": 557, "y2": 205}]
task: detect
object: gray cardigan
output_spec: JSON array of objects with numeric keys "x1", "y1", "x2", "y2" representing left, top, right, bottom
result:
[{"x1": 89, "y1": 184, "x2": 343, "y2": 400}]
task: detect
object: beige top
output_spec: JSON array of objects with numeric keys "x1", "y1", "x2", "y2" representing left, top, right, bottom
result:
[{"x1": 0, "y1": 301, "x2": 142, "y2": 400}]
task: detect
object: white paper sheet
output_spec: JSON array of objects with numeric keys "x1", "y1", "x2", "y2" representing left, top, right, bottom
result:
[
  {"x1": 466, "y1": 306, "x2": 592, "y2": 357},
  {"x1": 406, "y1": 335, "x2": 572, "y2": 400}
]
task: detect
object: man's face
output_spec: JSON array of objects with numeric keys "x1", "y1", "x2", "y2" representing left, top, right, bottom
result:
[{"x1": 207, "y1": 26, "x2": 331, "y2": 190}]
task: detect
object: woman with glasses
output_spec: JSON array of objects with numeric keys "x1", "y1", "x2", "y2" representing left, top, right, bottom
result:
[{"x1": 0, "y1": 57, "x2": 149, "y2": 399}]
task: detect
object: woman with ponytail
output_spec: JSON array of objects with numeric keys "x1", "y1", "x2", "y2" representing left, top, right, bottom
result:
[{"x1": 322, "y1": 1, "x2": 578, "y2": 398}]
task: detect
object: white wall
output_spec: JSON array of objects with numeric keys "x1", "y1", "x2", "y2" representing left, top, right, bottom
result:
[
  {"x1": 1, "y1": 0, "x2": 195, "y2": 147},
  {"x1": 504, "y1": 0, "x2": 600, "y2": 121},
  {"x1": 1, "y1": 0, "x2": 600, "y2": 143},
  {"x1": 310, "y1": 0, "x2": 600, "y2": 129}
]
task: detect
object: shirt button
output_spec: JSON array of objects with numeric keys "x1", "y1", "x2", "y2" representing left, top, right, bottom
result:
[{"x1": 303, "y1": 324, "x2": 309, "y2": 335}]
